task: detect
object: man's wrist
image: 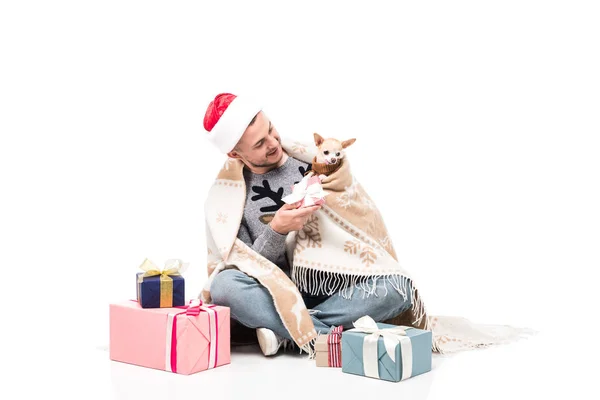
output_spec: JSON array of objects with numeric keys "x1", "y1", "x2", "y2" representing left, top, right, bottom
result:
[{"x1": 269, "y1": 221, "x2": 286, "y2": 235}]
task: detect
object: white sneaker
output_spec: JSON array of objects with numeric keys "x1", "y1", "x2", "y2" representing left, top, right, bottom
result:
[{"x1": 256, "y1": 328, "x2": 287, "y2": 356}]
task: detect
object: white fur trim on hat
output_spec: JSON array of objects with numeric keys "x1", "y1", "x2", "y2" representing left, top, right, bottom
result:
[{"x1": 206, "y1": 95, "x2": 263, "y2": 154}]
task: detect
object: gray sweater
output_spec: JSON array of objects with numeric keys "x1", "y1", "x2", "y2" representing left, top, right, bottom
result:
[{"x1": 237, "y1": 156, "x2": 312, "y2": 277}]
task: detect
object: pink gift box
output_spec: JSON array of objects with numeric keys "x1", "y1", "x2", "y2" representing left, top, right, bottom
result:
[
  {"x1": 293, "y1": 175, "x2": 327, "y2": 208},
  {"x1": 109, "y1": 300, "x2": 230, "y2": 375}
]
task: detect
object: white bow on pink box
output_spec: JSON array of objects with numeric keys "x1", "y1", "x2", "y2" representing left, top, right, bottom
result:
[{"x1": 282, "y1": 174, "x2": 328, "y2": 208}]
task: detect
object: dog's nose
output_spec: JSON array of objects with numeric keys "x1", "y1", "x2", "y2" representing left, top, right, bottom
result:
[{"x1": 331, "y1": 158, "x2": 337, "y2": 163}]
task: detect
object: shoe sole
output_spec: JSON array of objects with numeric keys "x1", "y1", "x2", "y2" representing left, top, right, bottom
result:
[{"x1": 256, "y1": 328, "x2": 278, "y2": 356}]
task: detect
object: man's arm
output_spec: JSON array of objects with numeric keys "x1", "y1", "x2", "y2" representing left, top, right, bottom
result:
[{"x1": 237, "y1": 221, "x2": 288, "y2": 266}]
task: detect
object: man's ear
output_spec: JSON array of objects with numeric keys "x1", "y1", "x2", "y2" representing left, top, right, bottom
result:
[
  {"x1": 342, "y1": 138, "x2": 356, "y2": 148},
  {"x1": 227, "y1": 149, "x2": 242, "y2": 159},
  {"x1": 314, "y1": 133, "x2": 325, "y2": 146}
]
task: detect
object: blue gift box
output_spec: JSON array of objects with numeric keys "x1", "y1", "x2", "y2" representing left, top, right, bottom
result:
[
  {"x1": 341, "y1": 321, "x2": 432, "y2": 382},
  {"x1": 136, "y1": 272, "x2": 185, "y2": 308}
]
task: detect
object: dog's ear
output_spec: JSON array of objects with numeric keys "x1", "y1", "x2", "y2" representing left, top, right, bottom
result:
[
  {"x1": 342, "y1": 138, "x2": 356, "y2": 148},
  {"x1": 314, "y1": 133, "x2": 325, "y2": 146}
]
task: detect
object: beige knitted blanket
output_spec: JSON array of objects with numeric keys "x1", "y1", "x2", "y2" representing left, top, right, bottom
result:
[{"x1": 200, "y1": 136, "x2": 534, "y2": 356}]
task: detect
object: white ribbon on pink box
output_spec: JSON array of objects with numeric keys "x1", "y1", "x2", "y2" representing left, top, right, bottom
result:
[
  {"x1": 282, "y1": 174, "x2": 327, "y2": 207},
  {"x1": 165, "y1": 299, "x2": 220, "y2": 373}
]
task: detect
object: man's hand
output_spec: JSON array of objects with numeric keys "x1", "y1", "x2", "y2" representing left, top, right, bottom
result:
[{"x1": 269, "y1": 202, "x2": 322, "y2": 234}]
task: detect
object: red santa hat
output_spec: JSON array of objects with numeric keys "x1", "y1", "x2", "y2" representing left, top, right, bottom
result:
[{"x1": 203, "y1": 93, "x2": 263, "y2": 154}]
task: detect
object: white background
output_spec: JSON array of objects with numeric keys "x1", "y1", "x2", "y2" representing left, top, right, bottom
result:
[{"x1": 1, "y1": 1, "x2": 598, "y2": 399}]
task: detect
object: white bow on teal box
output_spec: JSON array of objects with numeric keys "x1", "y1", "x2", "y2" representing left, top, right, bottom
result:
[{"x1": 342, "y1": 315, "x2": 432, "y2": 382}]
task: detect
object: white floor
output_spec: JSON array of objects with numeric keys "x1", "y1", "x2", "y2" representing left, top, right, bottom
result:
[
  {"x1": 76, "y1": 329, "x2": 584, "y2": 400},
  {"x1": 3, "y1": 2, "x2": 599, "y2": 399}
]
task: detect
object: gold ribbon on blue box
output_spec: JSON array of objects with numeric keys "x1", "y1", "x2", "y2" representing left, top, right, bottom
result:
[{"x1": 136, "y1": 258, "x2": 188, "y2": 308}]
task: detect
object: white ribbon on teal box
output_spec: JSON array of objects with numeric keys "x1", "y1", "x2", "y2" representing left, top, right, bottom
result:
[{"x1": 342, "y1": 315, "x2": 432, "y2": 382}]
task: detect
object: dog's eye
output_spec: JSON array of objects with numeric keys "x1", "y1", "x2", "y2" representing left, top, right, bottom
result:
[
  {"x1": 336, "y1": 152, "x2": 340, "y2": 156},
  {"x1": 324, "y1": 151, "x2": 329, "y2": 155}
]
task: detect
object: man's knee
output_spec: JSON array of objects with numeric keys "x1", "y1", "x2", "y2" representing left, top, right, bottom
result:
[
  {"x1": 379, "y1": 279, "x2": 413, "y2": 316},
  {"x1": 210, "y1": 269, "x2": 253, "y2": 306},
  {"x1": 378, "y1": 278, "x2": 413, "y2": 308},
  {"x1": 349, "y1": 278, "x2": 413, "y2": 320}
]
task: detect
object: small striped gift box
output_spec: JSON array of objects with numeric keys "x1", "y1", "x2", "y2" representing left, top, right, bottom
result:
[{"x1": 314, "y1": 326, "x2": 343, "y2": 367}]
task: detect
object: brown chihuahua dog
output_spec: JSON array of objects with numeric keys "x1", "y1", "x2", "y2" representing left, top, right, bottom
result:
[
  {"x1": 314, "y1": 133, "x2": 356, "y2": 173},
  {"x1": 314, "y1": 133, "x2": 356, "y2": 170}
]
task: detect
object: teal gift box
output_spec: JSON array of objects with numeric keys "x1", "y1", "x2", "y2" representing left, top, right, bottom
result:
[{"x1": 341, "y1": 316, "x2": 432, "y2": 382}]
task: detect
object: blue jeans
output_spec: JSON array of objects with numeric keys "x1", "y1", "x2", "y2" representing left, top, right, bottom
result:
[{"x1": 210, "y1": 269, "x2": 413, "y2": 341}]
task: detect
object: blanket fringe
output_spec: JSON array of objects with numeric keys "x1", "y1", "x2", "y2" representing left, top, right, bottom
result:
[
  {"x1": 291, "y1": 264, "x2": 430, "y2": 342},
  {"x1": 292, "y1": 264, "x2": 412, "y2": 301},
  {"x1": 289, "y1": 265, "x2": 533, "y2": 355},
  {"x1": 301, "y1": 336, "x2": 317, "y2": 359}
]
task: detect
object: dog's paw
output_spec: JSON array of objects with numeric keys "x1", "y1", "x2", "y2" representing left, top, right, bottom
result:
[{"x1": 318, "y1": 174, "x2": 327, "y2": 180}]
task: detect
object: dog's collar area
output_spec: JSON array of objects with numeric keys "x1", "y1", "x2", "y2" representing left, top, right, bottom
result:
[{"x1": 308, "y1": 156, "x2": 343, "y2": 176}]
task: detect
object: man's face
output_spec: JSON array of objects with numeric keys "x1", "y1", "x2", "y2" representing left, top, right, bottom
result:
[{"x1": 228, "y1": 111, "x2": 283, "y2": 168}]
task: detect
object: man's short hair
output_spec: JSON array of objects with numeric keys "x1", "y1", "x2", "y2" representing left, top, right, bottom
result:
[{"x1": 234, "y1": 112, "x2": 259, "y2": 151}]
